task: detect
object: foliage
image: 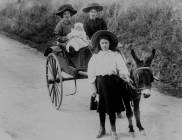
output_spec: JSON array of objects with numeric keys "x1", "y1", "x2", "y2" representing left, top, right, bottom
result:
[{"x1": 1, "y1": 0, "x2": 182, "y2": 95}]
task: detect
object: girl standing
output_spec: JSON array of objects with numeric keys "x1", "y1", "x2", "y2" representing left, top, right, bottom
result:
[{"x1": 88, "y1": 30, "x2": 131, "y2": 140}]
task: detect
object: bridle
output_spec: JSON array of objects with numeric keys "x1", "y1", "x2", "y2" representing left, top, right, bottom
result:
[
  {"x1": 132, "y1": 66, "x2": 153, "y2": 90},
  {"x1": 136, "y1": 67, "x2": 150, "y2": 71}
]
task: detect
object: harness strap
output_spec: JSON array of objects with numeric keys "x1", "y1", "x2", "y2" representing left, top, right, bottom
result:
[{"x1": 136, "y1": 67, "x2": 150, "y2": 70}]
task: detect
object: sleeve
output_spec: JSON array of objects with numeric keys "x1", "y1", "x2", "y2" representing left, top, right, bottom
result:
[
  {"x1": 54, "y1": 22, "x2": 68, "y2": 43},
  {"x1": 101, "y1": 18, "x2": 107, "y2": 30},
  {"x1": 83, "y1": 21, "x2": 92, "y2": 39},
  {"x1": 116, "y1": 53, "x2": 130, "y2": 76},
  {"x1": 87, "y1": 55, "x2": 97, "y2": 84}
]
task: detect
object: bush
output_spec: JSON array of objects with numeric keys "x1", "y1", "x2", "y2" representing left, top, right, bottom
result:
[
  {"x1": 0, "y1": 2, "x2": 58, "y2": 48},
  {"x1": 1, "y1": 0, "x2": 182, "y2": 96}
]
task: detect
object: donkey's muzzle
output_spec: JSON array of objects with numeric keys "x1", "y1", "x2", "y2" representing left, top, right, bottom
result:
[
  {"x1": 143, "y1": 93, "x2": 151, "y2": 98},
  {"x1": 141, "y1": 89, "x2": 151, "y2": 98}
]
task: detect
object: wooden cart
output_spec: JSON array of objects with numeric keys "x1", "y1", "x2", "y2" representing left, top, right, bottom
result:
[{"x1": 44, "y1": 43, "x2": 92, "y2": 109}]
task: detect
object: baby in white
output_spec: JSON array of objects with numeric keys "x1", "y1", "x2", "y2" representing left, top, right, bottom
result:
[{"x1": 66, "y1": 22, "x2": 90, "y2": 54}]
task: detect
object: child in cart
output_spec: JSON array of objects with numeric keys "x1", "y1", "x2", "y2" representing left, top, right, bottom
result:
[{"x1": 66, "y1": 22, "x2": 91, "y2": 57}]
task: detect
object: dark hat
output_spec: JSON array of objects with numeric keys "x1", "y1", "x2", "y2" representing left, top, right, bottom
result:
[
  {"x1": 91, "y1": 30, "x2": 118, "y2": 48},
  {"x1": 56, "y1": 4, "x2": 77, "y2": 18},
  {"x1": 82, "y1": 3, "x2": 103, "y2": 13}
]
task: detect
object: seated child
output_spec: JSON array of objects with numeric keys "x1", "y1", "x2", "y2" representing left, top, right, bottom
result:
[{"x1": 66, "y1": 22, "x2": 91, "y2": 56}]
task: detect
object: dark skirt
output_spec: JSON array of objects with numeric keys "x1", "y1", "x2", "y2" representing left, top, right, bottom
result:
[{"x1": 96, "y1": 75, "x2": 125, "y2": 114}]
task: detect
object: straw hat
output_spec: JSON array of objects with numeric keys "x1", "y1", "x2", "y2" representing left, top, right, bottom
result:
[
  {"x1": 82, "y1": 3, "x2": 103, "y2": 13},
  {"x1": 56, "y1": 4, "x2": 77, "y2": 18},
  {"x1": 91, "y1": 30, "x2": 118, "y2": 48}
]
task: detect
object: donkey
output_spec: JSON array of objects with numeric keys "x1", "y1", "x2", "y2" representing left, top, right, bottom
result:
[{"x1": 122, "y1": 49, "x2": 156, "y2": 138}]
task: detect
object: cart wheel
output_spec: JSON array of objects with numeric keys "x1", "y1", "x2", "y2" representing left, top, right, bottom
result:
[{"x1": 46, "y1": 53, "x2": 63, "y2": 109}]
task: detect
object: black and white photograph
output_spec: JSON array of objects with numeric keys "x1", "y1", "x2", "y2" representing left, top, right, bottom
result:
[{"x1": 0, "y1": 0, "x2": 182, "y2": 140}]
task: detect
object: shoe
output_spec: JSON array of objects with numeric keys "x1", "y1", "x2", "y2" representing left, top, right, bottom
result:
[
  {"x1": 96, "y1": 124, "x2": 106, "y2": 138},
  {"x1": 111, "y1": 125, "x2": 118, "y2": 140}
]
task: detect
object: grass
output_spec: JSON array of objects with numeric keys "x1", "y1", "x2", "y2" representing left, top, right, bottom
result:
[{"x1": 1, "y1": 0, "x2": 182, "y2": 96}]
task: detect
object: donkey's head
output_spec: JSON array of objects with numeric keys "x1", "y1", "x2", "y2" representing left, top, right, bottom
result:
[{"x1": 130, "y1": 49, "x2": 156, "y2": 98}]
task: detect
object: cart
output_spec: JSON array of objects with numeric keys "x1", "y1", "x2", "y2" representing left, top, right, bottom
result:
[{"x1": 44, "y1": 42, "x2": 92, "y2": 109}]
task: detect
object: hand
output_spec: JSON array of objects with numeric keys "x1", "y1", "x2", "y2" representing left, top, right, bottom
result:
[
  {"x1": 67, "y1": 35, "x2": 71, "y2": 40},
  {"x1": 92, "y1": 93, "x2": 99, "y2": 102},
  {"x1": 62, "y1": 36, "x2": 68, "y2": 41},
  {"x1": 120, "y1": 74, "x2": 133, "y2": 83},
  {"x1": 92, "y1": 92, "x2": 97, "y2": 97},
  {"x1": 88, "y1": 43, "x2": 93, "y2": 49},
  {"x1": 95, "y1": 95, "x2": 99, "y2": 102}
]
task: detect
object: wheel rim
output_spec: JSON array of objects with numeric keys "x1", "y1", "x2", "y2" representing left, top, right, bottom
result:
[{"x1": 46, "y1": 53, "x2": 63, "y2": 109}]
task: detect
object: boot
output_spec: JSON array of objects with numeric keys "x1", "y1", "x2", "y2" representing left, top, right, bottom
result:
[
  {"x1": 111, "y1": 125, "x2": 118, "y2": 140},
  {"x1": 96, "y1": 123, "x2": 106, "y2": 138}
]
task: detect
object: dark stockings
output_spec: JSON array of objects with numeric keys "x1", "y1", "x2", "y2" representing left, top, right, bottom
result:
[
  {"x1": 109, "y1": 112, "x2": 116, "y2": 125},
  {"x1": 99, "y1": 112, "x2": 116, "y2": 126},
  {"x1": 99, "y1": 112, "x2": 106, "y2": 125}
]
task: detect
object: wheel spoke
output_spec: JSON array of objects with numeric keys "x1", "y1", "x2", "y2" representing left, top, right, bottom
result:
[
  {"x1": 50, "y1": 56, "x2": 55, "y2": 78},
  {"x1": 47, "y1": 74, "x2": 53, "y2": 81},
  {"x1": 56, "y1": 66, "x2": 59, "y2": 78},
  {"x1": 51, "y1": 57, "x2": 55, "y2": 78},
  {"x1": 54, "y1": 85, "x2": 57, "y2": 106},
  {"x1": 52, "y1": 85, "x2": 55, "y2": 103},
  {"x1": 49, "y1": 84, "x2": 54, "y2": 96},
  {"x1": 49, "y1": 56, "x2": 53, "y2": 67},
  {"x1": 53, "y1": 59, "x2": 57, "y2": 79},
  {"x1": 48, "y1": 63, "x2": 53, "y2": 76},
  {"x1": 55, "y1": 84, "x2": 60, "y2": 104}
]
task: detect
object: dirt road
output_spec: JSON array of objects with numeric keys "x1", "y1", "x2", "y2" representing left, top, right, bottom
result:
[{"x1": 0, "y1": 35, "x2": 182, "y2": 140}]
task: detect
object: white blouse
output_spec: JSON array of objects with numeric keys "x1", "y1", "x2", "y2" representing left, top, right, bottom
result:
[{"x1": 87, "y1": 50, "x2": 130, "y2": 83}]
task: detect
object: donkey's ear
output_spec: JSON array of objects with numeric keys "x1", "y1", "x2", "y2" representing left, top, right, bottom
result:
[
  {"x1": 146, "y1": 49, "x2": 156, "y2": 66},
  {"x1": 131, "y1": 49, "x2": 140, "y2": 64}
]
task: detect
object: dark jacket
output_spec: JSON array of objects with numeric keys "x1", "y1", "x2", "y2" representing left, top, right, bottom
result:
[
  {"x1": 83, "y1": 18, "x2": 107, "y2": 39},
  {"x1": 54, "y1": 19, "x2": 74, "y2": 43}
]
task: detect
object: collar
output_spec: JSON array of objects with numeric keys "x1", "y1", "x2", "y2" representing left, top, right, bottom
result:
[
  {"x1": 99, "y1": 50, "x2": 112, "y2": 54},
  {"x1": 62, "y1": 19, "x2": 72, "y2": 25},
  {"x1": 89, "y1": 18, "x2": 98, "y2": 21}
]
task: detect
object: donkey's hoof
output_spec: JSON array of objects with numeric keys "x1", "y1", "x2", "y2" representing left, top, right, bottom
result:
[
  {"x1": 129, "y1": 132, "x2": 135, "y2": 138},
  {"x1": 140, "y1": 130, "x2": 146, "y2": 136}
]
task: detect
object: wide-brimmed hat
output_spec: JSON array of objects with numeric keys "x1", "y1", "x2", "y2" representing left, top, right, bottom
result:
[
  {"x1": 91, "y1": 30, "x2": 118, "y2": 48},
  {"x1": 56, "y1": 4, "x2": 77, "y2": 18},
  {"x1": 82, "y1": 3, "x2": 103, "y2": 13}
]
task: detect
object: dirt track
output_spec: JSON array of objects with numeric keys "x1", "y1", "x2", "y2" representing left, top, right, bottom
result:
[{"x1": 0, "y1": 35, "x2": 182, "y2": 140}]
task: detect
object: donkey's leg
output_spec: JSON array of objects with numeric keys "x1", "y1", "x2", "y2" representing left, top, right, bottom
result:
[
  {"x1": 123, "y1": 99, "x2": 135, "y2": 138},
  {"x1": 133, "y1": 98, "x2": 146, "y2": 136}
]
